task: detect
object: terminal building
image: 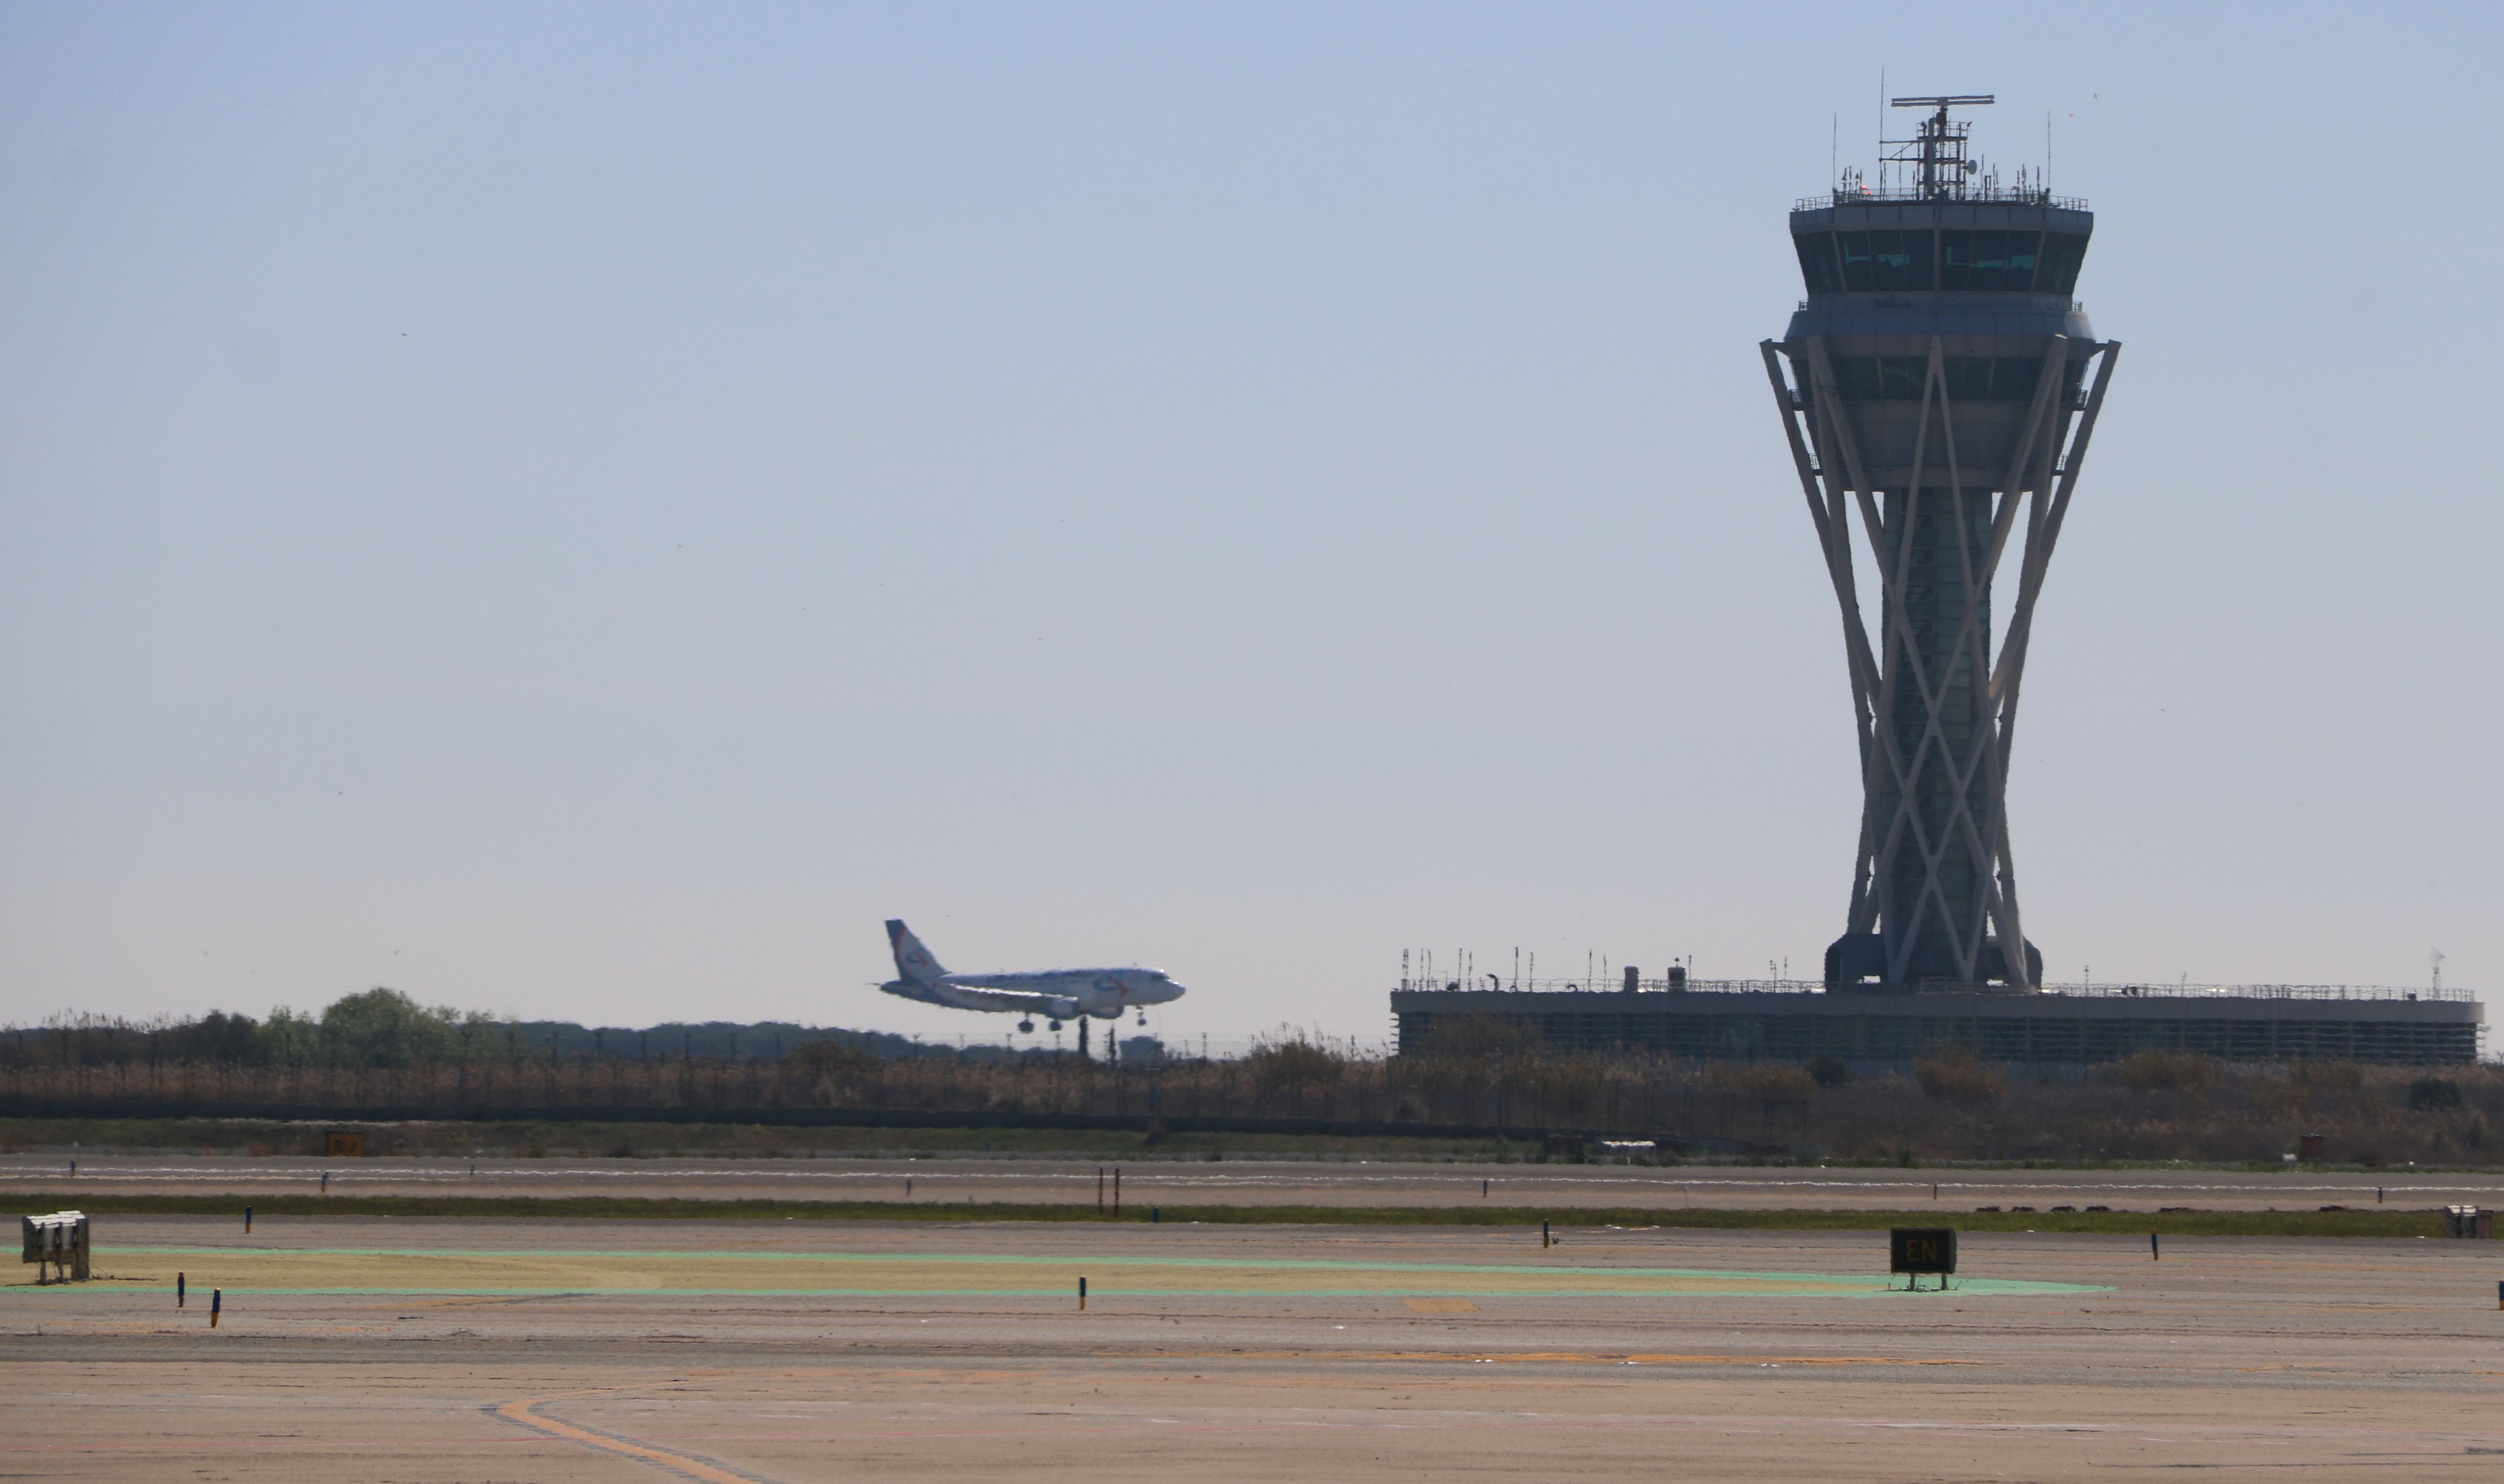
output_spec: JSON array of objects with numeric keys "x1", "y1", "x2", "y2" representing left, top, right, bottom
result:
[
  {"x1": 1389, "y1": 98, "x2": 2480, "y2": 1069},
  {"x1": 1389, "y1": 975, "x2": 2481, "y2": 1069}
]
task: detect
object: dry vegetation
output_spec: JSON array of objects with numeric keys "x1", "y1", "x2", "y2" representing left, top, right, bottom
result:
[{"x1": 4, "y1": 1026, "x2": 2499, "y2": 1165}]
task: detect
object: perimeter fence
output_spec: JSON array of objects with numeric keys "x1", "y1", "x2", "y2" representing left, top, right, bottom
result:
[{"x1": 5, "y1": 1044, "x2": 2504, "y2": 1168}]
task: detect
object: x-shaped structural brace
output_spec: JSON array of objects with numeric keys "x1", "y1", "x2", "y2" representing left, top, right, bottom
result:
[{"x1": 1761, "y1": 333, "x2": 2119, "y2": 987}]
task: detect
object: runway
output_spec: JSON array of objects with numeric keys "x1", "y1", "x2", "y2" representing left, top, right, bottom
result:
[
  {"x1": 7, "y1": 1214, "x2": 2503, "y2": 1480},
  {"x1": 5, "y1": 1152, "x2": 2490, "y2": 1211}
]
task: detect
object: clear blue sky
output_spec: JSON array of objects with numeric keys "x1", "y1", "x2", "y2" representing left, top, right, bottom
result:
[{"x1": 3, "y1": 2, "x2": 2496, "y2": 1045}]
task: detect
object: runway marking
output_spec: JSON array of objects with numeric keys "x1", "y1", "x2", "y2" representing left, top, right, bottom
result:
[
  {"x1": 494, "y1": 1386, "x2": 783, "y2": 1484},
  {"x1": 88, "y1": 1236, "x2": 2103, "y2": 1301}
]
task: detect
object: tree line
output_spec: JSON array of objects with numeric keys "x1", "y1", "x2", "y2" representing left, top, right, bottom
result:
[{"x1": 0, "y1": 989, "x2": 951, "y2": 1071}]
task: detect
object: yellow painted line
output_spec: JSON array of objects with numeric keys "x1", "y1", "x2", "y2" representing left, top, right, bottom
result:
[{"x1": 494, "y1": 1388, "x2": 774, "y2": 1484}]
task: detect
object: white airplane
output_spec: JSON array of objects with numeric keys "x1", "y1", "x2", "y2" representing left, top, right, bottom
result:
[{"x1": 879, "y1": 919, "x2": 1186, "y2": 1033}]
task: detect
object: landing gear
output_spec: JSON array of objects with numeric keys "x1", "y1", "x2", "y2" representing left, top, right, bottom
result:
[{"x1": 1018, "y1": 1020, "x2": 1035, "y2": 1034}]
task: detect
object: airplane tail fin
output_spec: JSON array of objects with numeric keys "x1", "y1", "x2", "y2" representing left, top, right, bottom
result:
[{"x1": 885, "y1": 919, "x2": 947, "y2": 986}]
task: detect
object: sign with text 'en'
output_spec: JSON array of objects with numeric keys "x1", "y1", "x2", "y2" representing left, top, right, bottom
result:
[{"x1": 1890, "y1": 1227, "x2": 1957, "y2": 1288}]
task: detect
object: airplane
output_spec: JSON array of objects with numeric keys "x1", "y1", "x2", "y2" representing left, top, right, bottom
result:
[{"x1": 878, "y1": 919, "x2": 1185, "y2": 1034}]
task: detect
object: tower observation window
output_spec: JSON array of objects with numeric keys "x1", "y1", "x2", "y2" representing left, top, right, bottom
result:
[
  {"x1": 1794, "y1": 232, "x2": 1842, "y2": 295},
  {"x1": 1835, "y1": 233, "x2": 1870, "y2": 290},
  {"x1": 2036, "y1": 232, "x2": 2089, "y2": 296},
  {"x1": 1941, "y1": 229, "x2": 2044, "y2": 292},
  {"x1": 1835, "y1": 230, "x2": 1934, "y2": 292},
  {"x1": 1801, "y1": 226, "x2": 2090, "y2": 297}
]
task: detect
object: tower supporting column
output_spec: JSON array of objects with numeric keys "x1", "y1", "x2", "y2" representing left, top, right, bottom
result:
[{"x1": 1763, "y1": 334, "x2": 2119, "y2": 991}]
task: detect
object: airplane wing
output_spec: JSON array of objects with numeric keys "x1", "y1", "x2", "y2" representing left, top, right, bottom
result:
[
  {"x1": 895, "y1": 981, "x2": 1081, "y2": 1017},
  {"x1": 936, "y1": 984, "x2": 1063, "y2": 1013}
]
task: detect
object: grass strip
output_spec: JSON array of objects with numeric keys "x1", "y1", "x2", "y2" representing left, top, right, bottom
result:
[{"x1": 5, "y1": 1192, "x2": 2449, "y2": 1238}]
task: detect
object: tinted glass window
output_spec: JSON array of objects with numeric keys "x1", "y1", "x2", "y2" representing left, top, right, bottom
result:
[
  {"x1": 1944, "y1": 230, "x2": 2005, "y2": 290},
  {"x1": 1867, "y1": 230, "x2": 1934, "y2": 291},
  {"x1": 1828, "y1": 356, "x2": 1882, "y2": 400},
  {"x1": 1938, "y1": 231, "x2": 1971, "y2": 290},
  {"x1": 2002, "y1": 232, "x2": 2041, "y2": 292},
  {"x1": 1938, "y1": 230, "x2": 1991, "y2": 290},
  {"x1": 1945, "y1": 358, "x2": 1993, "y2": 401},
  {"x1": 1831, "y1": 230, "x2": 1934, "y2": 292},
  {"x1": 2037, "y1": 232, "x2": 2090, "y2": 296},
  {"x1": 1794, "y1": 232, "x2": 1842, "y2": 295},
  {"x1": 1836, "y1": 232, "x2": 1874, "y2": 292},
  {"x1": 1829, "y1": 356, "x2": 1930, "y2": 400},
  {"x1": 1989, "y1": 356, "x2": 2042, "y2": 400},
  {"x1": 1941, "y1": 229, "x2": 2059, "y2": 291},
  {"x1": 1833, "y1": 356, "x2": 2062, "y2": 402}
]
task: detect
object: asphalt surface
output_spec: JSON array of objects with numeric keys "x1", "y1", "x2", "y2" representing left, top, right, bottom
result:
[
  {"x1": 5, "y1": 1153, "x2": 2496, "y2": 1210},
  {"x1": 8, "y1": 1215, "x2": 2504, "y2": 1480}
]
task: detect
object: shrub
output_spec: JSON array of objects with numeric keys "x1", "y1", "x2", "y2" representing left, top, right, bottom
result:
[
  {"x1": 2108, "y1": 1049, "x2": 2218, "y2": 1092},
  {"x1": 2288, "y1": 1060, "x2": 2364, "y2": 1094},
  {"x1": 1517, "y1": 1057, "x2": 1605, "y2": 1116},
  {"x1": 2408, "y1": 1077, "x2": 2463, "y2": 1112},
  {"x1": 788, "y1": 1039, "x2": 879, "y2": 1075},
  {"x1": 1710, "y1": 1062, "x2": 1816, "y2": 1107},
  {"x1": 1246, "y1": 1035, "x2": 1344, "y2": 1090},
  {"x1": 1805, "y1": 1056, "x2": 1852, "y2": 1088},
  {"x1": 1915, "y1": 1049, "x2": 2003, "y2": 1105},
  {"x1": 2241, "y1": 1075, "x2": 2304, "y2": 1122}
]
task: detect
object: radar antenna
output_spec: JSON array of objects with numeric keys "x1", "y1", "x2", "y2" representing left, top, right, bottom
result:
[{"x1": 1886, "y1": 94, "x2": 1995, "y2": 200}]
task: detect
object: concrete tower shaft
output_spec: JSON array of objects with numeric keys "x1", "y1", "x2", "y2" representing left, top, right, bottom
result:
[{"x1": 1763, "y1": 124, "x2": 2118, "y2": 993}]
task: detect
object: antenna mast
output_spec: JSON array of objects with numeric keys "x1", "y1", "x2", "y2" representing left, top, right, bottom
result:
[{"x1": 1886, "y1": 94, "x2": 1995, "y2": 200}]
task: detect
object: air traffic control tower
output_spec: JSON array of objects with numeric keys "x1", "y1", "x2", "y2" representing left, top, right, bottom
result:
[
  {"x1": 1763, "y1": 96, "x2": 2114, "y2": 993},
  {"x1": 1388, "y1": 97, "x2": 2478, "y2": 1067}
]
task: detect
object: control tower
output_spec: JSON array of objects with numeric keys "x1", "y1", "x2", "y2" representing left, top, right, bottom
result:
[{"x1": 1762, "y1": 97, "x2": 2119, "y2": 993}]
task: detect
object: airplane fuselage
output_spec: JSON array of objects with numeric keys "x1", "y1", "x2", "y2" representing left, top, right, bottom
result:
[
  {"x1": 879, "y1": 921, "x2": 1186, "y2": 1026},
  {"x1": 878, "y1": 971, "x2": 1181, "y2": 1019}
]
